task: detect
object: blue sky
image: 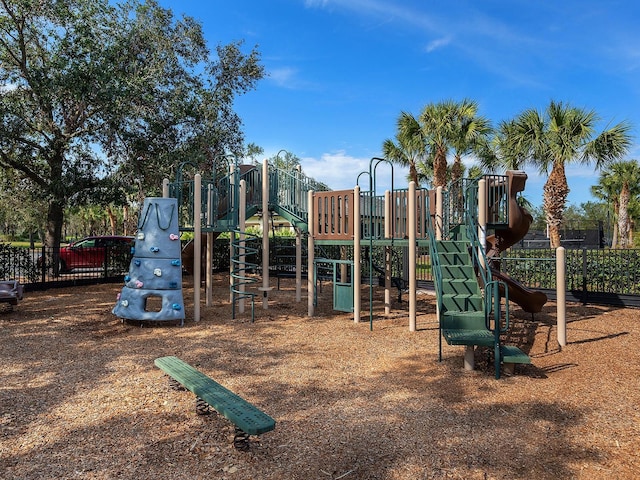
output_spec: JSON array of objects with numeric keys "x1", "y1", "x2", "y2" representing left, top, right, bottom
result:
[{"x1": 160, "y1": 0, "x2": 640, "y2": 209}]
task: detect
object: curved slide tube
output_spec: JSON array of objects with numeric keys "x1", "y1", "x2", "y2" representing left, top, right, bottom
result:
[
  {"x1": 485, "y1": 171, "x2": 548, "y2": 313},
  {"x1": 492, "y1": 269, "x2": 547, "y2": 314}
]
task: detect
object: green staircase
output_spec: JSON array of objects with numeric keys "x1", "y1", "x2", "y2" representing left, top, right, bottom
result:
[{"x1": 435, "y1": 239, "x2": 530, "y2": 379}]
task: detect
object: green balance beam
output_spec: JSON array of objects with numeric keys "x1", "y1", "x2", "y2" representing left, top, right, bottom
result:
[{"x1": 155, "y1": 356, "x2": 276, "y2": 435}]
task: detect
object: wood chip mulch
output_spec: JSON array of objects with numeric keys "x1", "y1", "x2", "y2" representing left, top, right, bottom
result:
[{"x1": 1, "y1": 276, "x2": 638, "y2": 480}]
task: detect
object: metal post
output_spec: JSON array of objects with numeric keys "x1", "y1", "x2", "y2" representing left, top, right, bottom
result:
[
  {"x1": 436, "y1": 186, "x2": 443, "y2": 240},
  {"x1": 478, "y1": 179, "x2": 487, "y2": 270},
  {"x1": 295, "y1": 228, "x2": 302, "y2": 302},
  {"x1": 384, "y1": 190, "x2": 391, "y2": 315},
  {"x1": 353, "y1": 186, "x2": 361, "y2": 323},
  {"x1": 261, "y1": 160, "x2": 271, "y2": 309},
  {"x1": 239, "y1": 179, "x2": 247, "y2": 313},
  {"x1": 206, "y1": 184, "x2": 214, "y2": 306},
  {"x1": 193, "y1": 174, "x2": 201, "y2": 322},
  {"x1": 307, "y1": 190, "x2": 315, "y2": 316},
  {"x1": 557, "y1": 246, "x2": 567, "y2": 347},
  {"x1": 409, "y1": 181, "x2": 417, "y2": 332}
]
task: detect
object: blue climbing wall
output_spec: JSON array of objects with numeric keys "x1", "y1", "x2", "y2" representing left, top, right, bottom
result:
[{"x1": 112, "y1": 197, "x2": 185, "y2": 323}]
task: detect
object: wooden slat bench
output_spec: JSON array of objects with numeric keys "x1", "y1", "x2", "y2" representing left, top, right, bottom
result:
[{"x1": 155, "y1": 356, "x2": 276, "y2": 449}]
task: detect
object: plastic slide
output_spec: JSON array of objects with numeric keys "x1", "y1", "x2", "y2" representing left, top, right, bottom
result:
[{"x1": 485, "y1": 171, "x2": 548, "y2": 313}]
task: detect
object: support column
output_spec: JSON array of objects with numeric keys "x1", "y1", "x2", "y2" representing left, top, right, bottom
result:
[
  {"x1": 162, "y1": 178, "x2": 169, "y2": 198},
  {"x1": 239, "y1": 179, "x2": 247, "y2": 313},
  {"x1": 408, "y1": 181, "x2": 416, "y2": 332},
  {"x1": 353, "y1": 186, "x2": 361, "y2": 323},
  {"x1": 261, "y1": 160, "x2": 271, "y2": 309},
  {"x1": 295, "y1": 228, "x2": 302, "y2": 302},
  {"x1": 436, "y1": 186, "x2": 443, "y2": 240},
  {"x1": 193, "y1": 174, "x2": 201, "y2": 322},
  {"x1": 206, "y1": 184, "x2": 214, "y2": 306},
  {"x1": 307, "y1": 190, "x2": 315, "y2": 317},
  {"x1": 384, "y1": 190, "x2": 391, "y2": 315},
  {"x1": 464, "y1": 346, "x2": 475, "y2": 370},
  {"x1": 478, "y1": 179, "x2": 487, "y2": 271},
  {"x1": 557, "y1": 246, "x2": 567, "y2": 347}
]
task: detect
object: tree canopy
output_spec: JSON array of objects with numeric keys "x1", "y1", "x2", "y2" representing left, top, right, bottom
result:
[{"x1": 0, "y1": 0, "x2": 264, "y2": 247}]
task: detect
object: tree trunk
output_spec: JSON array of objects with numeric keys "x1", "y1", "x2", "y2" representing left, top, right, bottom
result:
[
  {"x1": 45, "y1": 201, "x2": 64, "y2": 248},
  {"x1": 617, "y1": 183, "x2": 630, "y2": 248},
  {"x1": 433, "y1": 147, "x2": 448, "y2": 188},
  {"x1": 106, "y1": 205, "x2": 118, "y2": 235},
  {"x1": 543, "y1": 162, "x2": 569, "y2": 249},
  {"x1": 611, "y1": 203, "x2": 619, "y2": 248},
  {"x1": 451, "y1": 155, "x2": 464, "y2": 185},
  {"x1": 409, "y1": 163, "x2": 419, "y2": 186}
]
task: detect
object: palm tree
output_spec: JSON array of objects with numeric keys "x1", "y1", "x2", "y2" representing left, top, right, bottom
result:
[
  {"x1": 591, "y1": 173, "x2": 620, "y2": 247},
  {"x1": 382, "y1": 111, "x2": 426, "y2": 186},
  {"x1": 499, "y1": 101, "x2": 632, "y2": 248},
  {"x1": 593, "y1": 160, "x2": 640, "y2": 248},
  {"x1": 449, "y1": 99, "x2": 492, "y2": 185},
  {"x1": 419, "y1": 100, "x2": 459, "y2": 188}
]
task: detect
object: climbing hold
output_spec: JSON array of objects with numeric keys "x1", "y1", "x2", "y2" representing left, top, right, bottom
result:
[
  {"x1": 137, "y1": 232, "x2": 145, "y2": 240},
  {"x1": 169, "y1": 282, "x2": 178, "y2": 289},
  {"x1": 121, "y1": 300, "x2": 129, "y2": 307},
  {"x1": 124, "y1": 275, "x2": 131, "y2": 282},
  {"x1": 135, "y1": 280, "x2": 143, "y2": 288},
  {"x1": 172, "y1": 303, "x2": 182, "y2": 310},
  {"x1": 150, "y1": 246, "x2": 159, "y2": 253},
  {"x1": 169, "y1": 233, "x2": 179, "y2": 241},
  {"x1": 171, "y1": 259, "x2": 180, "y2": 266},
  {"x1": 153, "y1": 268, "x2": 162, "y2": 277},
  {"x1": 134, "y1": 259, "x2": 141, "y2": 266}
]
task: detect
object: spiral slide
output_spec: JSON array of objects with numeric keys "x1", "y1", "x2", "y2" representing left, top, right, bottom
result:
[{"x1": 486, "y1": 171, "x2": 548, "y2": 314}]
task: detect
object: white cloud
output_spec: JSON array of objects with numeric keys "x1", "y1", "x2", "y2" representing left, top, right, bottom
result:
[
  {"x1": 268, "y1": 67, "x2": 299, "y2": 88},
  {"x1": 425, "y1": 35, "x2": 452, "y2": 53},
  {"x1": 300, "y1": 150, "x2": 409, "y2": 192}
]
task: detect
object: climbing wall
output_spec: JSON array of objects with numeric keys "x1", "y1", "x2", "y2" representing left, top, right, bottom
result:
[{"x1": 112, "y1": 197, "x2": 185, "y2": 324}]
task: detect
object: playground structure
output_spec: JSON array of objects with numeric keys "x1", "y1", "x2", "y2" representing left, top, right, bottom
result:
[
  {"x1": 112, "y1": 197, "x2": 185, "y2": 324},
  {"x1": 153, "y1": 154, "x2": 558, "y2": 378}
]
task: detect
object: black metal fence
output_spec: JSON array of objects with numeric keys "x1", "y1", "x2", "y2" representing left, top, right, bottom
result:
[
  {"x1": 501, "y1": 247, "x2": 640, "y2": 307},
  {"x1": 0, "y1": 243, "x2": 133, "y2": 291},
  {"x1": 2, "y1": 240, "x2": 640, "y2": 308}
]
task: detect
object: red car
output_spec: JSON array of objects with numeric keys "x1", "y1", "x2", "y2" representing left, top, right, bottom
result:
[{"x1": 41, "y1": 235, "x2": 134, "y2": 272}]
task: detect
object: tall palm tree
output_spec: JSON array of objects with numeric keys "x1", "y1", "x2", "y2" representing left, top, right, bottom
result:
[
  {"x1": 382, "y1": 111, "x2": 426, "y2": 186},
  {"x1": 593, "y1": 160, "x2": 640, "y2": 248},
  {"x1": 449, "y1": 99, "x2": 492, "y2": 185},
  {"x1": 591, "y1": 173, "x2": 620, "y2": 247},
  {"x1": 419, "y1": 100, "x2": 459, "y2": 188},
  {"x1": 499, "y1": 101, "x2": 632, "y2": 248}
]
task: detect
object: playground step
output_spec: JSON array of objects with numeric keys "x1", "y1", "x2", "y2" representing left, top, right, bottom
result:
[
  {"x1": 437, "y1": 252, "x2": 471, "y2": 266},
  {"x1": 436, "y1": 240, "x2": 468, "y2": 254},
  {"x1": 441, "y1": 310, "x2": 486, "y2": 331},
  {"x1": 500, "y1": 345, "x2": 531, "y2": 364},
  {"x1": 441, "y1": 278, "x2": 480, "y2": 295},
  {"x1": 442, "y1": 328, "x2": 494, "y2": 347},
  {"x1": 440, "y1": 264, "x2": 476, "y2": 280},
  {"x1": 442, "y1": 293, "x2": 483, "y2": 312}
]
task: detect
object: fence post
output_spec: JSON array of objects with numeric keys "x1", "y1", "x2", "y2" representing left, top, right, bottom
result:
[
  {"x1": 582, "y1": 247, "x2": 588, "y2": 304},
  {"x1": 557, "y1": 246, "x2": 567, "y2": 347}
]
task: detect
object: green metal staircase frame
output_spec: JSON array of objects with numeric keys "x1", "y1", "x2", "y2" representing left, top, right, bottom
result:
[{"x1": 428, "y1": 177, "x2": 530, "y2": 379}]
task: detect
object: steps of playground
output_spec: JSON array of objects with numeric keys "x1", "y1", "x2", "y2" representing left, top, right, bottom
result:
[
  {"x1": 442, "y1": 309, "x2": 493, "y2": 347},
  {"x1": 440, "y1": 264, "x2": 476, "y2": 279},
  {"x1": 500, "y1": 345, "x2": 531, "y2": 364},
  {"x1": 441, "y1": 279, "x2": 480, "y2": 295},
  {"x1": 441, "y1": 293, "x2": 483, "y2": 311}
]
